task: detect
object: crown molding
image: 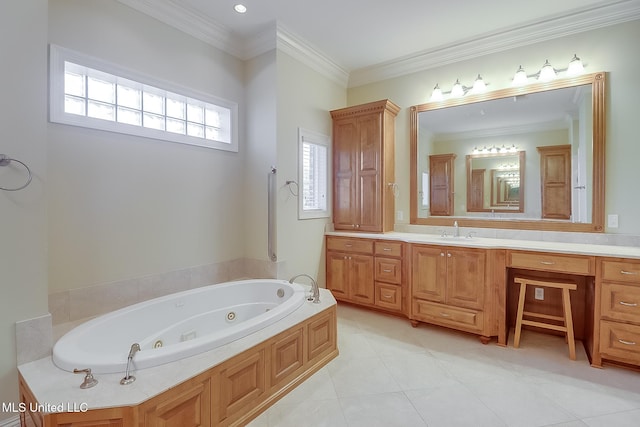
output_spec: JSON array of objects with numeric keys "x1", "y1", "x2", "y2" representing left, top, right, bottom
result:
[
  {"x1": 275, "y1": 25, "x2": 349, "y2": 87},
  {"x1": 348, "y1": 0, "x2": 640, "y2": 87},
  {"x1": 117, "y1": 0, "x2": 244, "y2": 57}
]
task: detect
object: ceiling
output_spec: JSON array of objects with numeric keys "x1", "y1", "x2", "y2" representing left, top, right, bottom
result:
[{"x1": 119, "y1": 0, "x2": 640, "y2": 86}]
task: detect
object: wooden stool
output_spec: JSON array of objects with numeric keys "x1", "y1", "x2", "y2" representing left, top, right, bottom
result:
[{"x1": 513, "y1": 277, "x2": 577, "y2": 360}]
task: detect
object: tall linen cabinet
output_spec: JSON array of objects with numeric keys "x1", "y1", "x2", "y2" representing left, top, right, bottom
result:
[{"x1": 330, "y1": 99, "x2": 400, "y2": 232}]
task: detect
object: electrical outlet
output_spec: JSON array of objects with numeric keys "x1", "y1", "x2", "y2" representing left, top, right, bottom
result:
[
  {"x1": 396, "y1": 210, "x2": 404, "y2": 221},
  {"x1": 608, "y1": 214, "x2": 619, "y2": 228},
  {"x1": 534, "y1": 288, "x2": 544, "y2": 300}
]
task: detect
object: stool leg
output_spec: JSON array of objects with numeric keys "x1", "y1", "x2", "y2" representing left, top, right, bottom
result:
[
  {"x1": 562, "y1": 288, "x2": 576, "y2": 360},
  {"x1": 514, "y1": 282, "x2": 527, "y2": 348}
]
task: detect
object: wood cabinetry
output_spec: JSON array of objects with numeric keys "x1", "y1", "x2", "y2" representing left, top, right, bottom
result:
[
  {"x1": 594, "y1": 258, "x2": 640, "y2": 367},
  {"x1": 537, "y1": 145, "x2": 571, "y2": 220},
  {"x1": 326, "y1": 236, "x2": 407, "y2": 315},
  {"x1": 429, "y1": 153, "x2": 456, "y2": 216},
  {"x1": 331, "y1": 99, "x2": 400, "y2": 232},
  {"x1": 411, "y1": 244, "x2": 491, "y2": 340}
]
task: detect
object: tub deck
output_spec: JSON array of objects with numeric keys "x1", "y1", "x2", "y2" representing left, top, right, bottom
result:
[{"x1": 19, "y1": 289, "x2": 337, "y2": 427}]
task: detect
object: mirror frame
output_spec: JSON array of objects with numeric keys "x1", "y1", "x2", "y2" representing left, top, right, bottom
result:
[
  {"x1": 410, "y1": 72, "x2": 606, "y2": 232},
  {"x1": 466, "y1": 150, "x2": 525, "y2": 213}
]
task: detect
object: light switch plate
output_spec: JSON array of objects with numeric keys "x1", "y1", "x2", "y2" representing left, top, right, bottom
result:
[{"x1": 608, "y1": 214, "x2": 619, "y2": 228}]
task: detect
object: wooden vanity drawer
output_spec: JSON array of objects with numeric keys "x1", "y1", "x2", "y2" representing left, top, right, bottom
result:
[
  {"x1": 601, "y1": 259, "x2": 640, "y2": 284},
  {"x1": 374, "y1": 257, "x2": 402, "y2": 284},
  {"x1": 600, "y1": 320, "x2": 640, "y2": 364},
  {"x1": 375, "y1": 283, "x2": 402, "y2": 311},
  {"x1": 508, "y1": 251, "x2": 595, "y2": 275},
  {"x1": 326, "y1": 236, "x2": 373, "y2": 254},
  {"x1": 374, "y1": 241, "x2": 403, "y2": 257},
  {"x1": 601, "y1": 283, "x2": 640, "y2": 324},
  {"x1": 412, "y1": 299, "x2": 483, "y2": 332}
]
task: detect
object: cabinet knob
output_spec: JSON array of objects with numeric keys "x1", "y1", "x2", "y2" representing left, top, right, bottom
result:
[
  {"x1": 440, "y1": 252, "x2": 445, "y2": 257},
  {"x1": 447, "y1": 253, "x2": 452, "y2": 258},
  {"x1": 344, "y1": 256, "x2": 348, "y2": 260}
]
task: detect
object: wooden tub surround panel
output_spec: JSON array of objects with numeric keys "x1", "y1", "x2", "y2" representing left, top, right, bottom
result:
[{"x1": 19, "y1": 306, "x2": 338, "y2": 427}]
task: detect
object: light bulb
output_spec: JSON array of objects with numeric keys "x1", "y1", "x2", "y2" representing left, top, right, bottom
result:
[
  {"x1": 451, "y1": 79, "x2": 464, "y2": 97},
  {"x1": 430, "y1": 84, "x2": 443, "y2": 101},
  {"x1": 471, "y1": 74, "x2": 487, "y2": 93},
  {"x1": 567, "y1": 54, "x2": 585, "y2": 76},
  {"x1": 512, "y1": 65, "x2": 528, "y2": 86},
  {"x1": 538, "y1": 60, "x2": 556, "y2": 82}
]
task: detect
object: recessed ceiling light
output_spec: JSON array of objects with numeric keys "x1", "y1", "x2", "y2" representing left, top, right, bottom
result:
[{"x1": 234, "y1": 4, "x2": 247, "y2": 14}]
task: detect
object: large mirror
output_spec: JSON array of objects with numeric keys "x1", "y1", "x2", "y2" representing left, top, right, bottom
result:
[{"x1": 410, "y1": 72, "x2": 605, "y2": 232}]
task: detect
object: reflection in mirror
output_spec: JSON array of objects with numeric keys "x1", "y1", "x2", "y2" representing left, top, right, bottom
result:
[
  {"x1": 410, "y1": 72, "x2": 606, "y2": 232},
  {"x1": 466, "y1": 151, "x2": 525, "y2": 213}
]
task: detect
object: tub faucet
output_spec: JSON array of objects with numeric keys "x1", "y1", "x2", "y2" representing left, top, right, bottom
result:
[
  {"x1": 120, "y1": 343, "x2": 140, "y2": 385},
  {"x1": 289, "y1": 273, "x2": 320, "y2": 304}
]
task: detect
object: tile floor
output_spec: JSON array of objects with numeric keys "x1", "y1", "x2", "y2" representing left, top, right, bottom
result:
[{"x1": 249, "y1": 304, "x2": 640, "y2": 427}]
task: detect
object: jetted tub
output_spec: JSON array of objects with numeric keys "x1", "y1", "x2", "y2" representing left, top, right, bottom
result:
[{"x1": 53, "y1": 279, "x2": 307, "y2": 374}]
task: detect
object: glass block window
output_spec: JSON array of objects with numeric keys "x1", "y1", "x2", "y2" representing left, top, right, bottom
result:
[
  {"x1": 50, "y1": 45, "x2": 238, "y2": 152},
  {"x1": 298, "y1": 128, "x2": 330, "y2": 219}
]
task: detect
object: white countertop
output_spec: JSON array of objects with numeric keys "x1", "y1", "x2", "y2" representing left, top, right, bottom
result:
[
  {"x1": 326, "y1": 231, "x2": 640, "y2": 259},
  {"x1": 18, "y1": 289, "x2": 336, "y2": 412}
]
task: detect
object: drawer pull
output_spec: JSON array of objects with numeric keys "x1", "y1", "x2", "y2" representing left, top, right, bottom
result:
[
  {"x1": 620, "y1": 270, "x2": 639, "y2": 276},
  {"x1": 383, "y1": 248, "x2": 392, "y2": 251},
  {"x1": 345, "y1": 244, "x2": 353, "y2": 247},
  {"x1": 383, "y1": 269, "x2": 392, "y2": 273},
  {"x1": 382, "y1": 294, "x2": 392, "y2": 299},
  {"x1": 618, "y1": 339, "x2": 637, "y2": 346},
  {"x1": 540, "y1": 261, "x2": 555, "y2": 265},
  {"x1": 619, "y1": 301, "x2": 638, "y2": 307},
  {"x1": 440, "y1": 312, "x2": 450, "y2": 317}
]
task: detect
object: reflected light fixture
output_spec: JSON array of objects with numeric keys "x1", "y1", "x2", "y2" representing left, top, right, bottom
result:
[
  {"x1": 567, "y1": 54, "x2": 585, "y2": 76},
  {"x1": 538, "y1": 59, "x2": 557, "y2": 82},
  {"x1": 234, "y1": 4, "x2": 247, "y2": 13}
]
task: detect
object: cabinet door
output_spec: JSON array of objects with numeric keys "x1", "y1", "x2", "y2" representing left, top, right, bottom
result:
[
  {"x1": 333, "y1": 118, "x2": 358, "y2": 230},
  {"x1": 412, "y1": 245, "x2": 446, "y2": 303},
  {"x1": 446, "y1": 248, "x2": 485, "y2": 310},
  {"x1": 349, "y1": 254, "x2": 375, "y2": 304},
  {"x1": 357, "y1": 114, "x2": 382, "y2": 232},
  {"x1": 326, "y1": 251, "x2": 350, "y2": 299},
  {"x1": 140, "y1": 374, "x2": 211, "y2": 427}
]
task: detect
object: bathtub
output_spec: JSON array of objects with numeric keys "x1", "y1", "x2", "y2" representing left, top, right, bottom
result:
[{"x1": 53, "y1": 279, "x2": 307, "y2": 374}]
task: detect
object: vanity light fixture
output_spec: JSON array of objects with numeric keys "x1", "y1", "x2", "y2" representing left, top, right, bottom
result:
[
  {"x1": 512, "y1": 65, "x2": 528, "y2": 86},
  {"x1": 451, "y1": 79, "x2": 465, "y2": 98},
  {"x1": 538, "y1": 60, "x2": 557, "y2": 82},
  {"x1": 471, "y1": 74, "x2": 487, "y2": 94},
  {"x1": 234, "y1": 4, "x2": 247, "y2": 13},
  {"x1": 567, "y1": 54, "x2": 585, "y2": 76},
  {"x1": 473, "y1": 144, "x2": 518, "y2": 154},
  {"x1": 430, "y1": 84, "x2": 444, "y2": 101}
]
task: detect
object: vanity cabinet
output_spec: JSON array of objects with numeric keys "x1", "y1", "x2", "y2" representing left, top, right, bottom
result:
[
  {"x1": 374, "y1": 241, "x2": 406, "y2": 313},
  {"x1": 596, "y1": 258, "x2": 640, "y2": 367},
  {"x1": 330, "y1": 99, "x2": 400, "y2": 232},
  {"x1": 326, "y1": 236, "x2": 375, "y2": 304},
  {"x1": 326, "y1": 236, "x2": 408, "y2": 315},
  {"x1": 410, "y1": 244, "x2": 491, "y2": 340}
]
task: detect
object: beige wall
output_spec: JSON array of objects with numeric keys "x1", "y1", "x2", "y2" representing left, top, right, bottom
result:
[
  {"x1": 348, "y1": 20, "x2": 640, "y2": 234},
  {"x1": 276, "y1": 51, "x2": 346, "y2": 284},
  {"x1": 47, "y1": 0, "x2": 247, "y2": 293},
  {"x1": 0, "y1": 0, "x2": 49, "y2": 419}
]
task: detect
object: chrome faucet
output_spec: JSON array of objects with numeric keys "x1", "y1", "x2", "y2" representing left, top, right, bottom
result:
[
  {"x1": 453, "y1": 221, "x2": 460, "y2": 238},
  {"x1": 289, "y1": 273, "x2": 320, "y2": 303},
  {"x1": 120, "y1": 343, "x2": 141, "y2": 385}
]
